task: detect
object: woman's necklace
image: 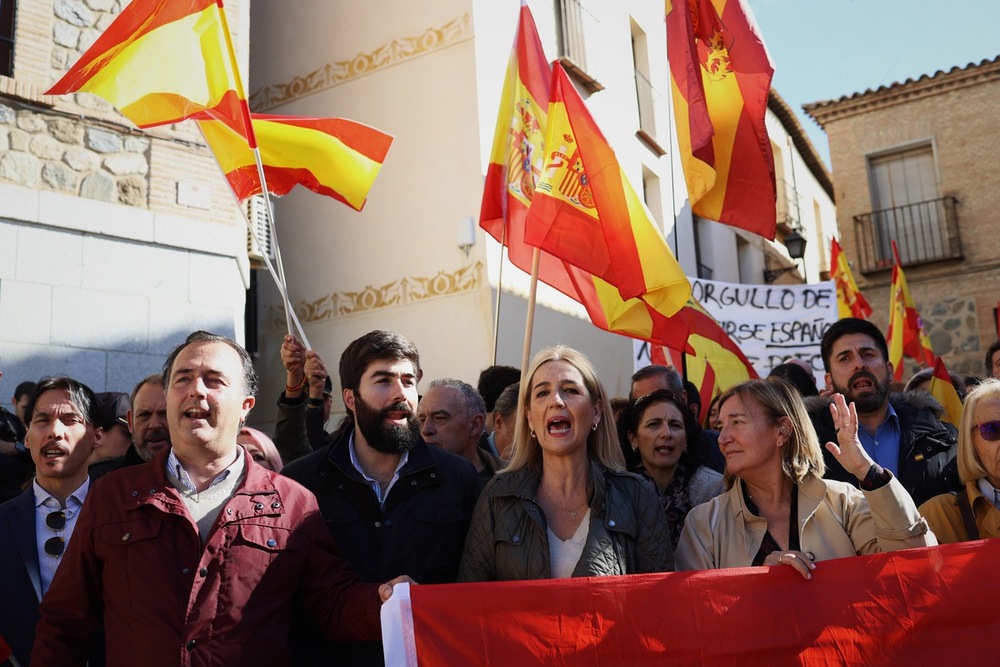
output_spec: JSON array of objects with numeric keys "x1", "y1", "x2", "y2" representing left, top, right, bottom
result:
[{"x1": 541, "y1": 486, "x2": 588, "y2": 519}]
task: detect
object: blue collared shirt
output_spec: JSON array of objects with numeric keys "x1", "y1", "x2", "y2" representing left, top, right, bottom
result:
[
  {"x1": 857, "y1": 403, "x2": 901, "y2": 476},
  {"x1": 348, "y1": 431, "x2": 409, "y2": 509},
  {"x1": 33, "y1": 477, "x2": 89, "y2": 597},
  {"x1": 166, "y1": 447, "x2": 244, "y2": 494}
]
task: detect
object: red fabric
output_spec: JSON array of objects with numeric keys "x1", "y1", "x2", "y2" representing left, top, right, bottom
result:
[
  {"x1": 667, "y1": 0, "x2": 776, "y2": 240},
  {"x1": 407, "y1": 540, "x2": 1000, "y2": 665},
  {"x1": 32, "y1": 448, "x2": 380, "y2": 666}
]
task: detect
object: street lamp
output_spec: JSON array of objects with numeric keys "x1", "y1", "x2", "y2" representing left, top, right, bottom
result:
[{"x1": 763, "y1": 230, "x2": 808, "y2": 283}]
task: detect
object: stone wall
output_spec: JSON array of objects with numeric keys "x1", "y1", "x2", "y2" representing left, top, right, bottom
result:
[{"x1": 0, "y1": 99, "x2": 151, "y2": 205}]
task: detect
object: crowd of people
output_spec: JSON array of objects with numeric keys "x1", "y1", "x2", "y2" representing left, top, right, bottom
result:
[{"x1": 1, "y1": 318, "x2": 999, "y2": 665}]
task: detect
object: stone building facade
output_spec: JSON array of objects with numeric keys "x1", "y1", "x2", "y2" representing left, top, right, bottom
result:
[
  {"x1": 805, "y1": 56, "x2": 1000, "y2": 379},
  {"x1": 0, "y1": 0, "x2": 252, "y2": 394}
]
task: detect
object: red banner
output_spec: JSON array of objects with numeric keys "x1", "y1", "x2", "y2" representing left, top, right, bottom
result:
[{"x1": 383, "y1": 540, "x2": 1000, "y2": 665}]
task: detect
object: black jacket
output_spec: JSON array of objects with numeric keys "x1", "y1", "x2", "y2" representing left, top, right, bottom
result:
[
  {"x1": 282, "y1": 429, "x2": 480, "y2": 665},
  {"x1": 806, "y1": 392, "x2": 959, "y2": 506}
]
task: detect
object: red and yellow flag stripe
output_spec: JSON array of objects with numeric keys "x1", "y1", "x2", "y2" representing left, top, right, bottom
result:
[
  {"x1": 830, "y1": 237, "x2": 873, "y2": 319},
  {"x1": 524, "y1": 63, "x2": 690, "y2": 319},
  {"x1": 887, "y1": 244, "x2": 936, "y2": 380},
  {"x1": 46, "y1": 0, "x2": 243, "y2": 129},
  {"x1": 198, "y1": 114, "x2": 393, "y2": 210},
  {"x1": 667, "y1": 0, "x2": 777, "y2": 239}
]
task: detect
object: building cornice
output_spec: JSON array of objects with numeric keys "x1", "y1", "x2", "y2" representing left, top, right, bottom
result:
[
  {"x1": 803, "y1": 56, "x2": 1000, "y2": 128},
  {"x1": 269, "y1": 261, "x2": 484, "y2": 325},
  {"x1": 768, "y1": 90, "x2": 834, "y2": 201},
  {"x1": 249, "y1": 13, "x2": 471, "y2": 112}
]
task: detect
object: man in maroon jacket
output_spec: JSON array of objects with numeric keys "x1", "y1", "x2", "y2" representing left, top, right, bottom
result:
[{"x1": 34, "y1": 331, "x2": 406, "y2": 666}]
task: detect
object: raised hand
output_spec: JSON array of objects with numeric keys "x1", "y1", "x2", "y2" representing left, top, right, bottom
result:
[
  {"x1": 304, "y1": 350, "x2": 328, "y2": 398},
  {"x1": 824, "y1": 393, "x2": 876, "y2": 480}
]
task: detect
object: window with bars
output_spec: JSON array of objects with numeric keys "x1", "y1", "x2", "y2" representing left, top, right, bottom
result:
[{"x1": 853, "y1": 143, "x2": 962, "y2": 271}]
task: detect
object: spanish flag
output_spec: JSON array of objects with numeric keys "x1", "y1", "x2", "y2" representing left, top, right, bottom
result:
[
  {"x1": 667, "y1": 0, "x2": 776, "y2": 240},
  {"x1": 524, "y1": 62, "x2": 691, "y2": 324},
  {"x1": 887, "y1": 241, "x2": 936, "y2": 380},
  {"x1": 46, "y1": 0, "x2": 245, "y2": 130},
  {"x1": 830, "y1": 237, "x2": 873, "y2": 319},
  {"x1": 198, "y1": 114, "x2": 393, "y2": 210},
  {"x1": 928, "y1": 357, "x2": 963, "y2": 427},
  {"x1": 658, "y1": 297, "x2": 758, "y2": 401},
  {"x1": 480, "y1": 1, "x2": 549, "y2": 261}
]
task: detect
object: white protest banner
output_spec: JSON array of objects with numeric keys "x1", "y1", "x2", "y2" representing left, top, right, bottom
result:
[{"x1": 634, "y1": 278, "x2": 838, "y2": 383}]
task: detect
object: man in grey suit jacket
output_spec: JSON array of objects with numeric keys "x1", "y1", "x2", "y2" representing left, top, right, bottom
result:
[{"x1": 0, "y1": 376, "x2": 103, "y2": 665}]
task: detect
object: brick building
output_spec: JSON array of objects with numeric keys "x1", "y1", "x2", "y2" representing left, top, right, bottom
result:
[
  {"x1": 805, "y1": 56, "x2": 1000, "y2": 379},
  {"x1": 0, "y1": 1, "x2": 252, "y2": 393}
]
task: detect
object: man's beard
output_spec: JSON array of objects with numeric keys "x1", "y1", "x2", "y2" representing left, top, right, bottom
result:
[
  {"x1": 136, "y1": 428, "x2": 170, "y2": 462},
  {"x1": 354, "y1": 395, "x2": 421, "y2": 455},
  {"x1": 833, "y1": 369, "x2": 891, "y2": 413}
]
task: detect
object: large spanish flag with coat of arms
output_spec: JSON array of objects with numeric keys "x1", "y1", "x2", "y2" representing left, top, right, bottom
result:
[
  {"x1": 522, "y1": 62, "x2": 691, "y2": 331},
  {"x1": 667, "y1": 0, "x2": 776, "y2": 239}
]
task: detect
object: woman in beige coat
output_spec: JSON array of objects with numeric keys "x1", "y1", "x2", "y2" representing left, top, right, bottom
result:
[{"x1": 676, "y1": 378, "x2": 935, "y2": 579}]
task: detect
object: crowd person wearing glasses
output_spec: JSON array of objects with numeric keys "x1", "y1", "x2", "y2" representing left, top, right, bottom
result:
[
  {"x1": 920, "y1": 379, "x2": 1000, "y2": 542},
  {"x1": 0, "y1": 376, "x2": 104, "y2": 666}
]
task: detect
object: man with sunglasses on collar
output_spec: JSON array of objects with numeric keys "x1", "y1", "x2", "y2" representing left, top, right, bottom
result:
[{"x1": 0, "y1": 376, "x2": 103, "y2": 666}]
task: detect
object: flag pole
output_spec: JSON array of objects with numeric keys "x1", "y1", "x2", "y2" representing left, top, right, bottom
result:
[
  {"x1": 664, "y1": 58, "x2": 681, "y2": 259},
  {"x1": 194, "y1": 123, "x2": 312, "y2": 349},
  {"x1": 491, "y1": 220, "x2": 509, "y2": 366},
  {"x1": 520, "y1": 247, "x2": 542, "y2": 380},
  {"x1": 215, "y1": 0, "x2": 296, "y2": 339}
]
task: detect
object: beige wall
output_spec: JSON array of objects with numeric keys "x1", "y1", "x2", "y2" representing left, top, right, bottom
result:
[{"x1": 811, "y1": 62, "x2": 1000, "y2": 377}]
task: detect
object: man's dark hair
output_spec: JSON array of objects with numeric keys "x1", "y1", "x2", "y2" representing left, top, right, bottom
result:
[
  {"x1": 682, "y1": 380, "x2": 701, "y2": 409},
  {"x1": 13, "y1": 381, "x2": 36, "y2": 403},
  {"x1": 161, "y1": 331, "x2": 258, "y2": 396},
  {"x1": 477, "y1": 365, "x2": 520, "y2": 412},
  {"x1": 985, "y1": 340, "x2": 1000, "y2": 378},
  {"x1": 493, "y1": 382, "x2": 520, "y2": 420},
  {"x1": 819, "y1": 318, "x2": 889, "y2": 373},
  {"x1": 25, "y1": 376, "x2": 101, "y2": 426},
  {"x1": 130, "y1": 374, "x2": 163, "y2": 411},
  {"x1": 768, "y1": 363, "x2": 819, "y2": 397},
  {"x1": 339, "y1": 330, "x2": 420, "y2": 394},
  {"x1": 629, "y1": 365, "x2": 683, "y2": 400}
]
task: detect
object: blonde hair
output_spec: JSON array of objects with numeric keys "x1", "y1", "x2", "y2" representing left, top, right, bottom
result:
[
  {"x1": 957, "y1": 378, "x2": 1000, "y2": 483},
  {"x1": 717, "y1": 378, "x2": 825, "y2": 488},
  {"x1": 504, "y1": 346, "x2": 624, "y2": 473}
]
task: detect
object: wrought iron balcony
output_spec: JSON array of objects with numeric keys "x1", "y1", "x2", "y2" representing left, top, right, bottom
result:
[
  {"x1": 852, "y1": 196, "x2": 961, "y2": 273},
  {"x1": 775, "y1": 178, "x2": 801, "y2": 234}
]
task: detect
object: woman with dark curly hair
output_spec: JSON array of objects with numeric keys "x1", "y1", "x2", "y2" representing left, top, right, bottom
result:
[{"x1": 625, "y1": 389, "x2": 724, "y2": 549}]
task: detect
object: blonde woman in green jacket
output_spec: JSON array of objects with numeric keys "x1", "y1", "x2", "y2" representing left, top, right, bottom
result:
[{"x1": 676, "y1": 378, "x2": 935, "y2": 579}]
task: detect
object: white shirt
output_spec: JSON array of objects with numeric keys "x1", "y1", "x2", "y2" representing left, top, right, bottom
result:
[
  {"x1": 33, "y1": 477, "x2": 90, "y2": 597},
  {"x1": 348, "y1": 431, "x2": 409, "y2": 508},
  {"x1": 547, "y1": 509, "x2": 591, "y2": 579}
]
